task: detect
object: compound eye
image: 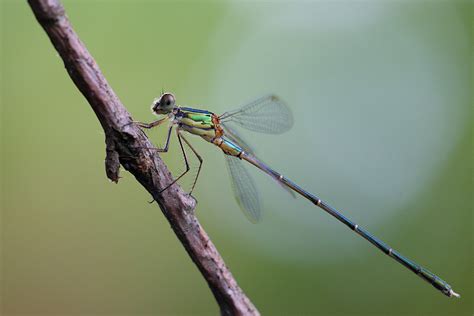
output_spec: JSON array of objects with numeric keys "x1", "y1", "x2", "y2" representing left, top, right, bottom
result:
[
  {"x1": 161, "y1": 93, "x2": 175, "y2": 107},
  {"x1": 162, "y1": 93, "x2": 175, "y2": 107}
]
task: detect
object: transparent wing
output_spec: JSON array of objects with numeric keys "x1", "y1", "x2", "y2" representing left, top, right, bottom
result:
[
  {"x1": 220, "y1": 95, "x2": 293, "y2": 134},
  {"x1": 221, "y1": 122, "x2": 255, "y2": 154},
  {"x1": 222, "y1": 123, "x2": 296, "y2": 199},
  {"x1": 225, "y1": 155, "x2": 262, "y2": 223}
]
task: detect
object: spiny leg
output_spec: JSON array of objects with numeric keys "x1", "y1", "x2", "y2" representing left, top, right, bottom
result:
[
  {"x1": 151, "y1": 126, "x2": 173, "y2": 152},
  {"x1": 130, "y1": 118, "x2": 172, "y2": 153},
  {"x1": 136, "y1": 125, "x2": 173, "y2": 153},
  {"x1": 123, "y1": 117, "x2": 167, "y2": 130},
  {"x1": 179, "y1": 133, "x2": 203, "y2": 194},
  {"x1": 158, "y1": 129, "x2": 191, "y2": 194},
  {"x1": 120, "y1": 119, "x2": 169, "y2": 160},
  {"x1": 135, "y1": 117, "x2": 167, "y2": 129}
]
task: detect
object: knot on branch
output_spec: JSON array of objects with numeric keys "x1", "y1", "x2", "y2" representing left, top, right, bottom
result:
[
  {"x1": 104, "y1": 124, "x2": 151, "y2": 183},
  {"x1": 105, "y1": 132, "x2": 121, "y2": 183}
]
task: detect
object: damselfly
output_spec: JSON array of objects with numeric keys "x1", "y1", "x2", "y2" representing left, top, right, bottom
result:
[{"x1": 135, "y1": 92, "x2": 459, "y2": 298}]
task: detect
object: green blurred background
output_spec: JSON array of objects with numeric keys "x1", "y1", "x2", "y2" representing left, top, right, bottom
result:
[{"x1": 1, "y1": 1, "x2": 472, "y2": 315}]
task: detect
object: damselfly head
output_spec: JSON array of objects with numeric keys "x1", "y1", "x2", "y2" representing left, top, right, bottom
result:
[{"x1": 151, "y1": 93, "x2": 176, "y2": 115}]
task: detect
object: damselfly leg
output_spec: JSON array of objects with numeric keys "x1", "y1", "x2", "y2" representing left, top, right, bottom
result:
[
  {"x1": 136, "y1": 117, "x2": 167, "y2": 129},
  {"x1": 179, "y1": 133, "x2": 203, "y2": 194},
  {"x1": 134, "y1": 125, "x2": 173, "y2": 153},
  {"x1": 158, "y1": 129, "x2": 202, "y2": 194},
  {"x1": 135, "y1": 120, "x2": 202, "y2": 196}
]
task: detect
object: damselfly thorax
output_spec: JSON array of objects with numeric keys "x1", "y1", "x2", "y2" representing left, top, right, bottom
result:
[{"x1": 171, "y1": 106, "x2": 241, "y2": 157}]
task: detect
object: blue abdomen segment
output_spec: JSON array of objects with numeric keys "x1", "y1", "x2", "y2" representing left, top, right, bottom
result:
[{"x1": 216, "y1": 137, "x2": 243, "y2": 156}]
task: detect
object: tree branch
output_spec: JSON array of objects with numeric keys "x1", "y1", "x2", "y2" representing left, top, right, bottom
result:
[{"x1": 27, "y1": 1, "x2": 259, "y2": 315}]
